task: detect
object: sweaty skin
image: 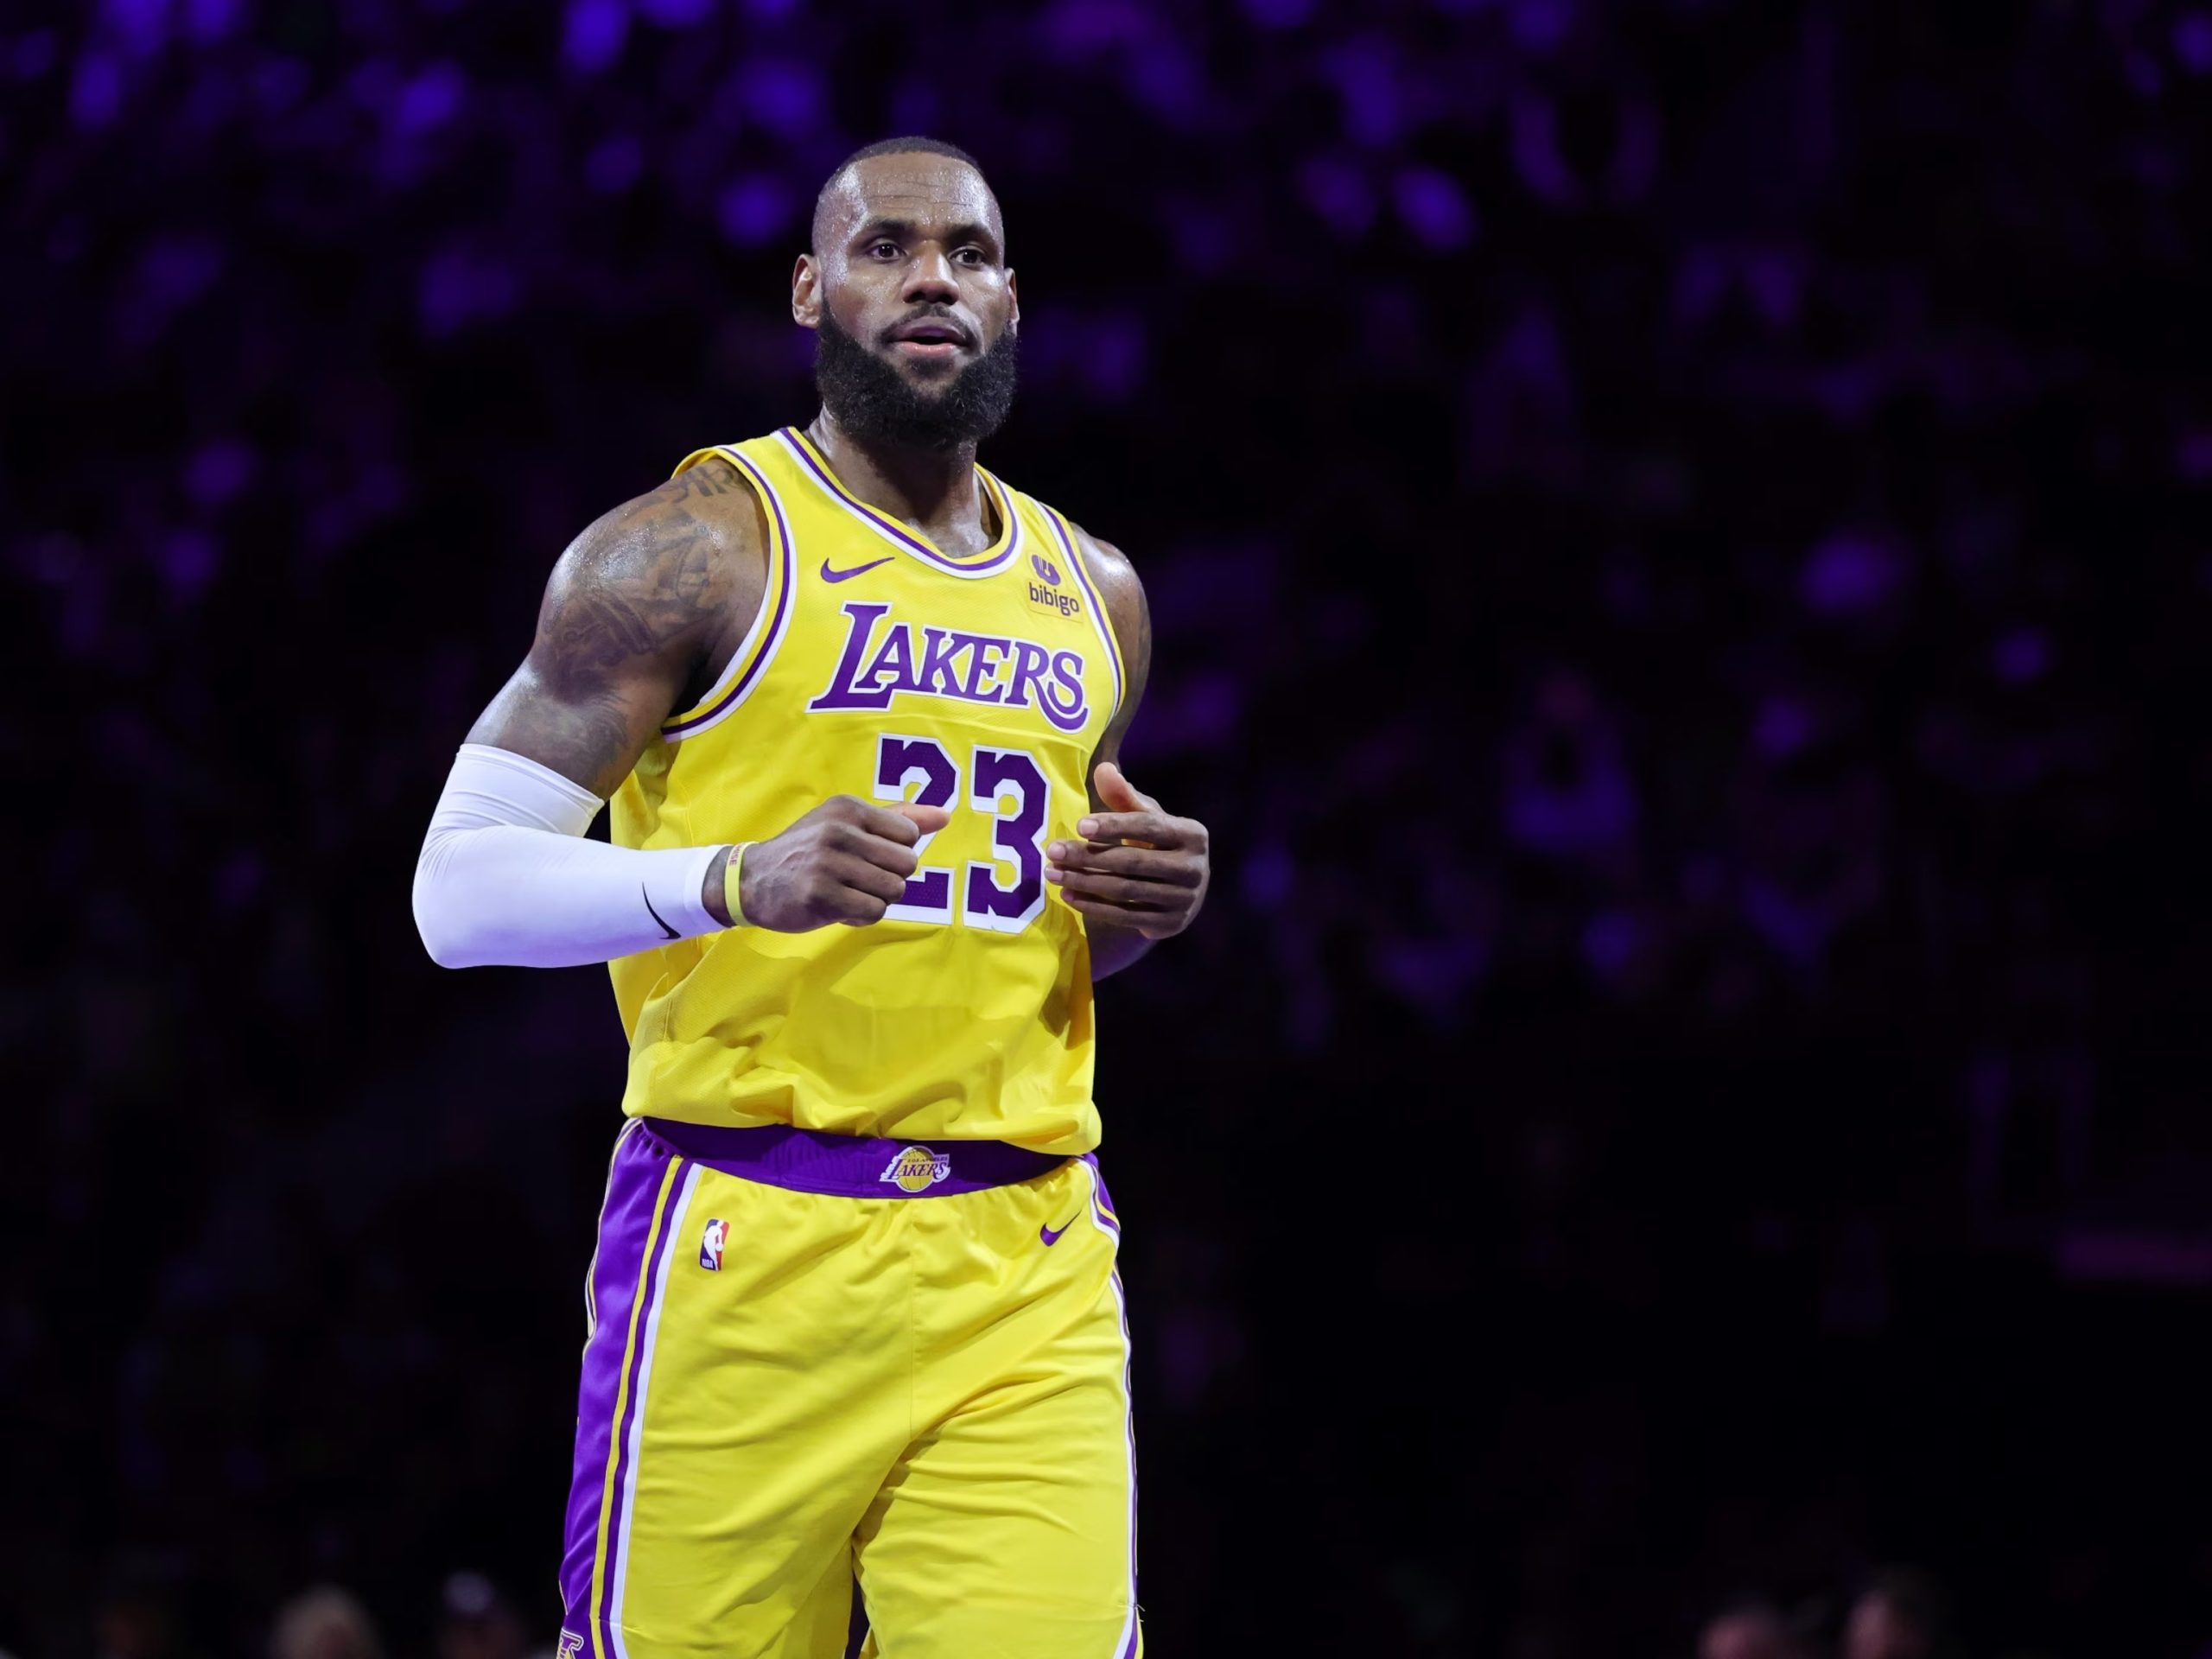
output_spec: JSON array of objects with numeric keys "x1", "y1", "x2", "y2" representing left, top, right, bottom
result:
[{"x1": 465, "y1": 148, "x2": 1207, "y2": 969}]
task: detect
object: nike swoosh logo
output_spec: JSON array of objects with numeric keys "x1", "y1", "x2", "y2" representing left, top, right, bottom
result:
[
  {"x1": 821, "y1": 556, "x2": 895, "y2": 583},
  {"x1": 1040, "y1": 1215, "x2": 1077, "y2": 1246},
  {"x1": 641, "y1": 884, "x2": 678, "y2": 940}
]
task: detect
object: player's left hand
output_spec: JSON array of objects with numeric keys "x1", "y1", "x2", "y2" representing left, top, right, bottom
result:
[{"x1": 1046, "y1": 761, "x2": 1209, "y2": 940}]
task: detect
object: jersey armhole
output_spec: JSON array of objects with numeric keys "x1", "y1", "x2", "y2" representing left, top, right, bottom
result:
[
  {"x1": 1040, "y1": 503, "x2": 1128, "y2": 722},
  {"x1": 660, "y1": 444, "x2": 799, "y2": 741}
]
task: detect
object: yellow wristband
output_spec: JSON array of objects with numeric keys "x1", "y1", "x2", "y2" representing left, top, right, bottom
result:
[{"x1": 724, "y1": 842, "x2": 755, "y2": 927}]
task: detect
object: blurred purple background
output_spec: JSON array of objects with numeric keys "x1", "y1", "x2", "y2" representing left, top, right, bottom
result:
[{"x1": 7, "y1": 2, "x2": 2212, "y2": 1656}]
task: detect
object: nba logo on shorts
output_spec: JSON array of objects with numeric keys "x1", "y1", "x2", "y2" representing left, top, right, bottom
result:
[
  {"x1": 879, "y1": 1146, "x2": 951, "y2": 1193},
  {"x1": 699, "y1": 1217, "x2": 728, "y2": 1270}
]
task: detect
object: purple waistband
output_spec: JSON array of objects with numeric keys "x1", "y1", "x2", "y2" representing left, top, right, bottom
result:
[{"x1": 639, "y1": 1118, "x2": 1071, "y2": 1198}]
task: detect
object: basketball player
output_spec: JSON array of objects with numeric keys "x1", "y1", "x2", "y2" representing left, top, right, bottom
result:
[{"x1": 411, "y1": 137, "x2": 1208, "y2": 1659}]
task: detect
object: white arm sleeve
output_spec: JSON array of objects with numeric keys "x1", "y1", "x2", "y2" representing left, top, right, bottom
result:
[{"x1": 412, "y1": 743, "x2": 732, "y2": 969}]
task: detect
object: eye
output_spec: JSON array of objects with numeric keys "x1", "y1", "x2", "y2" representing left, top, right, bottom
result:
[
  {"x1": 954, "y1": 247, "x2": 986, "y2": 267},
  {"x1": 868, "y1": 240, "x2": 900, "y2": 260}
]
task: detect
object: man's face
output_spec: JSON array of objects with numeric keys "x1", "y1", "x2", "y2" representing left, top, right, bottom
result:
[{"x1": 796, "y1": 153, "x2": 1020, "y2": 448}]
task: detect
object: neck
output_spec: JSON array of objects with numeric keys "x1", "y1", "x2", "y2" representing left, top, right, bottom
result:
[{"x1": 804, "y1": 409, "x2": 994, "y2": 555}]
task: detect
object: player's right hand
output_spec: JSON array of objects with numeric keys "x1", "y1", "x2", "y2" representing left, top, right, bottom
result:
[{"x1": 734, "y1": 795, "x2": 951, "y2": 931}]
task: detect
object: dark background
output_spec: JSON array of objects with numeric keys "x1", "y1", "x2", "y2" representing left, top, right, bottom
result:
[{"x1": 7, "y1": 1, "x2": 2212, "y2": 1655}]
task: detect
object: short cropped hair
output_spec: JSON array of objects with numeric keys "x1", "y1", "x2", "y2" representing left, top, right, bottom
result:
[{"x1": 812, "y1": 137, "x2": 990, "y2": 252}]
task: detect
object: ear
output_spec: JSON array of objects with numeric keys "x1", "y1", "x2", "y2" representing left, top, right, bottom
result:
[
  {"x1": 792, "y1": 253, "x2": 822, "y2": 328},
  {"x1": 1006, "y1": 265, "x2": 1020, "y2": 333}
]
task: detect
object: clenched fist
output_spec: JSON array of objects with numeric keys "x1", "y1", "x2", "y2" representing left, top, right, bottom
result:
[{"x1": 707, "y1": 795, "x2": 950, "y2": 931}]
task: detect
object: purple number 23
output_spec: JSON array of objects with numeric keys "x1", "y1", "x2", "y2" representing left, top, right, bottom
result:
[{"x1": 873, "y1": 734, "x2": 1049, "y2": 931}]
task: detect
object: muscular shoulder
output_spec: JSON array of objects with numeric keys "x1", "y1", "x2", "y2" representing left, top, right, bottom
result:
[
  {"x1": 1061, "y1": 521, "x2": 1143, "y2": 641},
  {"x1": 535, "y1": 455, "x2": 767, "y2": 683}
]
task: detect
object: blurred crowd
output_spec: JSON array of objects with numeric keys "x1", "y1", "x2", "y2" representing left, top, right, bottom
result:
[
  {"x1": 8, "y1": 0, "x2": 2212, "y2": 1653},
  {"x1": 1698, "y1": 1571, "x2": 1958, "y2": 1659},
  {"x1": 60, "y1": 1570, "x2": 550, "y2": 1659},
  {"x1": 38, "y1": 1561, "x2": 1967, "y2": 1659}
]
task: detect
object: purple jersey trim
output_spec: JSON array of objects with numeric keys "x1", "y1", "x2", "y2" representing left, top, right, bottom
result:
[
  {"x1": 561, "y1": 1127, "x2": 685, "y2": 1650},
  {"x1": 663, "y1": 447, "x2": 795, "y2": 738},
  {"x1": 639, "y1": 1117, "x2": 1069, "y2": 1198},
  {"x1": 1096, "y1": 1161, "x2": 1140, "y2": 1656},
  {"x1": 594, "y1": 1156, "x2": 686, "y2": 1657},
  {"x1": 1043, "y1": 506, "x2": 1124, "y2": 718},
  {"x1": 777, "y1": 428, "x2": 1021, "y2": 576},
  {"x1": 1081, "y1": 1151, "x2": 1123, "y2": 1235},
  {"x1": 1115, "y1": 1268, "x2": 1141, "y2": 1659}
]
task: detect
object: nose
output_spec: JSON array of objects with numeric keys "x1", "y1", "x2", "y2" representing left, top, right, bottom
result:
[{"x1": 902, "y1": 246, "x2": 959, "y2": 307}]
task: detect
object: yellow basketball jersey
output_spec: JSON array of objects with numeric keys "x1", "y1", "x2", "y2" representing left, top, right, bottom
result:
[{"x1": 607, "y1": 428, "x2": 1124, "y2": 1155}]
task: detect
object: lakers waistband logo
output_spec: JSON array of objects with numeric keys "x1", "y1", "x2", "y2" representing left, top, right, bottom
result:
[{"x1": 880, "y1": 1145, "x2": 951, "y2": 1193}]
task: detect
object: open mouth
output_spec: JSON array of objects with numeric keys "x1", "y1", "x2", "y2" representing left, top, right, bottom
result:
[{"x1": 887, "y1": 319, "x2": 971, "y2": 359}]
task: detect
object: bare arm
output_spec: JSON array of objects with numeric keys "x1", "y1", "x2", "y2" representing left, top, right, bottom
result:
[
  {"x1": 1046, "y1": 528, "x2": 1211, "y2": 979},
  {"x1": 474, "y1": 459, "x2": 756, "y2": 791},
  {"x1": 440, "y1": 456, "x2": 946, "y2": 944},
  {"x1": 467, "y1": 459, "x2": 759, "y2": 919}
]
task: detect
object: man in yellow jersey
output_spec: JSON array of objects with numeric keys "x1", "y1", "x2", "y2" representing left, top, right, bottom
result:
[{"x1": 411, "y1": 137, "x2": 1208, "y2": 1659}]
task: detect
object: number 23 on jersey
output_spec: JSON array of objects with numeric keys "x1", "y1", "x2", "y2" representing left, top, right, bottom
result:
[{"x1": 872, "y1": 734, "x2": 1050, "y2": 934}]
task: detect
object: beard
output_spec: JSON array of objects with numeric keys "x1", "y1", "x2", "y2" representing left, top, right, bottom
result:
[{"x1": 813, "y1": 309, "x2": 1020, "y2": 453}]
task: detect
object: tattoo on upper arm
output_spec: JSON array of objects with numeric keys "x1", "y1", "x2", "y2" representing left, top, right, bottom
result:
[
  {"x1": 487, "y1": 673, "x2": 636, "y2": 798},
  {"x1": 538, "y1": 505, "x2": 723, "y2": 681},
  {"x1": 471, "y1": 462, "x2": 751, "y2": 794},
  {"x1": 668, "y1": 462, "x2": 738, "y2": 502}
]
